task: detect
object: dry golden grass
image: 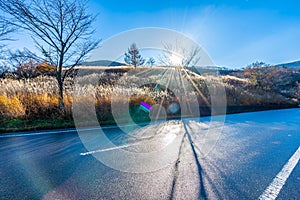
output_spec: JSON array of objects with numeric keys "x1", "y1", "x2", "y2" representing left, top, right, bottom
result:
[
  {"x1": 0, "y1": 67, "x2": 296, "y2": 125},
  {"x1": 0, "y1": 76, "x2": 73, "y2": 119},
  {"x1": 0, "y1": 95, "x2": 26, "y2": 119}
]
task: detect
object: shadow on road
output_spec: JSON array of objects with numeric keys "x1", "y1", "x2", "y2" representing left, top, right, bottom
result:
[{"x1": 169, "y1": 122, "x2": 208, "y2": 200}]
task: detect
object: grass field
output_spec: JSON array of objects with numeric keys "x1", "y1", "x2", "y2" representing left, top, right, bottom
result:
[{"x1": 0, "y1": 66, "x2": 298, "y2": 132}]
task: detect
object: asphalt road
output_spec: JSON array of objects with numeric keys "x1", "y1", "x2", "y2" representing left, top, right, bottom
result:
[{"x1": 0, "y1": 108, "x2": 299, "y2": 200}]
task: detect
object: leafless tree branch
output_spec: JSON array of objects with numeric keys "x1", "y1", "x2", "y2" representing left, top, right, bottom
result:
[{"x1": 0, "y1": 0, "x2": 100, "y2": 112}]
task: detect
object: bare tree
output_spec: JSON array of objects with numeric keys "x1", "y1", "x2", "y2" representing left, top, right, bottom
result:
[
  {"x1": 124, "y1": 43, "x2": 145, "y2": 68},
  {"x1": 0, "y1": 0, "x2": 100, "y2": 112},
  {"x1": 8, "y1": 49, "x2": 40, "y2": 79},
  {"x1": 146, "y1": 57, "x2": 155, "y2": 67},
  {"x1": 0, "y1": 16, "x2": 16, "y2": 74},
  {"x1": 0, "y1": 17, "x2": 15, "y2": 50}
]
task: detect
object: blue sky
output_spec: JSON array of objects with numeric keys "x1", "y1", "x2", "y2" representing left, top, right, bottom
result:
[{"x1": 8, "y1": 0, "x2": 300, "y2": 68}]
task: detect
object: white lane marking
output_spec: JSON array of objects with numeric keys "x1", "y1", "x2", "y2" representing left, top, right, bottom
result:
[
  {"x1": 259, "y1": 146, "x2": 300, "y2": 200},
  {"x1": 80, "y1": 125, "x2": 183, "y2": 156},
  {"x1": 79, "y1": 133, "x2": 169, "y2": 156},
  {"x1": 80, "y1": 143, "x2": 139, "y2": 155}
]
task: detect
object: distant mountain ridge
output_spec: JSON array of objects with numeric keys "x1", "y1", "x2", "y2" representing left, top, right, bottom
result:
[
  {"x1": 82, "y1": 60, "x2": 126, "y2": 66},
  {"x1": 81, "y1": 59, "x2": 300, "y2": 69},
  {"x1": 276, "y1": 60, "x2": 300, "y2": 68}
]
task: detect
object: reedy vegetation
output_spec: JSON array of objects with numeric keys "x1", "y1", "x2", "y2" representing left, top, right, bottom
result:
[{"x1": 0, "y1": 67, "x2": 298, "y2": 125}]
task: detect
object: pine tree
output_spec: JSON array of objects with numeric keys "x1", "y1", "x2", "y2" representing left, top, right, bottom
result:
[{"x1": 124, "y1": 43, "x2": 145, "y2": 68}]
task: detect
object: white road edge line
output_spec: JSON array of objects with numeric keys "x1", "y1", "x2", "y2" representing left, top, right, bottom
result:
[
  {"x1": 0, "y1": 123, "x2": 152, "y2": 138},
  {"x1": 0, "y1": 127, "x2": 99, "y2": 138},
  {"x1": 259, "y1": 146, "x2": 300, "y2": 200}
]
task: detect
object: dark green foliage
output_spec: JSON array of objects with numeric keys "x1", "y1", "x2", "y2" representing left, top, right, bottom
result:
[{"x1": 124, "y1": 43, "x2": 145, "y2": 68}]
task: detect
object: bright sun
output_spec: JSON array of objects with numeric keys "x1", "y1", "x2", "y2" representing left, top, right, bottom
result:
[{"x1": 169, "y1": 53, "x2": 183, "y2": 66}]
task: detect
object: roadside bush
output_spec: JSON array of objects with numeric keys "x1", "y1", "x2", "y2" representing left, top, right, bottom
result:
[
  {"x1": 20, "y1": 93, "x2": 60, "y2": 118},
  {"x1": 0, "y1": 95, "x2": 26, "y2": 119}
]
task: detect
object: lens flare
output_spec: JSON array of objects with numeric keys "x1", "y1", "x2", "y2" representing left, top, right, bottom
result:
[{"x1": 73, "y1": 27, "x2": 227, "y2": 173}]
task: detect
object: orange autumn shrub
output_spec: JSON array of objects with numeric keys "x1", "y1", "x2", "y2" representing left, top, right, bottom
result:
[{"x1": 0, "y1": 95, "x2": 26, "y2": 119}]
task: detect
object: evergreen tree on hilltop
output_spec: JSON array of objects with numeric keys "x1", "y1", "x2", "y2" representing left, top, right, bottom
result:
[{"x1": 124, "y1": 43, "x2": 145, "y2": 68}]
